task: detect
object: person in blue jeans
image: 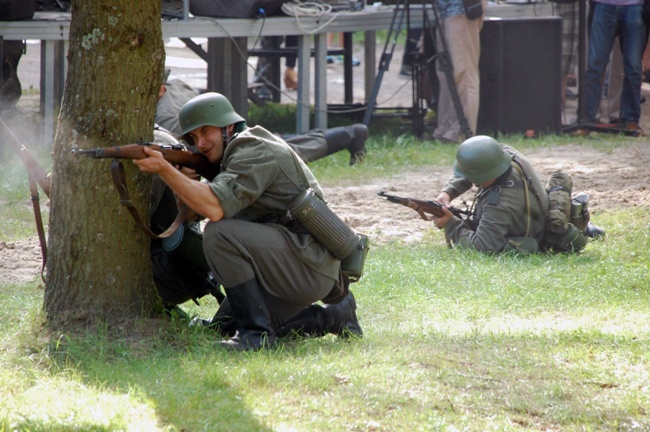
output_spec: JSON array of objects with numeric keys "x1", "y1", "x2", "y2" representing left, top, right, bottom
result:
[{"x1": 583, "y1": 0, "x2": 646, "y2": 133}]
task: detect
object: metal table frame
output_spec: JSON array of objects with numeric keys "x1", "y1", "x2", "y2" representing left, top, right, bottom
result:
[{"x1": 1, "y1": 4, "x2": 553, "y2": 144}]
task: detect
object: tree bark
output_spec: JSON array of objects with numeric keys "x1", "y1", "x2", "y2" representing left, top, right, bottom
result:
[{"x1": 45, "y1": 0, "x2": 165, "y2": 327}]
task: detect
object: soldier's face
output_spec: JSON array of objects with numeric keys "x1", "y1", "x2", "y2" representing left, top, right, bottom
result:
[{"x1": 189, "y1": 125, "x2": 224, "y2": 163}]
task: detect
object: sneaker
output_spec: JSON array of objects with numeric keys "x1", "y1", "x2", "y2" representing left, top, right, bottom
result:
[{"x1": 327, "y1": 55, "x2": 335, "y2": 64}]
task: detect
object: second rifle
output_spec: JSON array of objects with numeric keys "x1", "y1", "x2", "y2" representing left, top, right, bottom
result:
[{"x1": 377, "y1": 189, "x2": 470, "y2": 221}]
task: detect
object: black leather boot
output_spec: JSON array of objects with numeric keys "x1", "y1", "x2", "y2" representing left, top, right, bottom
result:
[
  {"x1": 219, "y1": 280, "x2": 276, "y2": 351},
  {"x1": 584, "y1": 222, "x2": 605, "y2": 238},
  {"x1": 275, "y1": 292, "x2": 362, "y2": 339},
  {"x1": 323, "y1": 124, "x2": 368, "y2": 165}
]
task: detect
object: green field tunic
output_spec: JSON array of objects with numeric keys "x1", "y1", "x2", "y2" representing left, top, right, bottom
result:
[
  {"x1": 441, "y1": 144, "x2": 549, "y2": 253},
  {"x1": 203, "y1": 126, "x2": 340, "y2": 320}
]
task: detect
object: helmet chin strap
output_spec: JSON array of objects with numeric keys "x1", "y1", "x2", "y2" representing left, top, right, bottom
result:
[{"x1": 222, "y1": 127, "x2": 228, "y2": 147}]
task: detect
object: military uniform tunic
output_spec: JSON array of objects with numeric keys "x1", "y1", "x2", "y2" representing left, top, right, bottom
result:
[
  {"x1": 203, "y1": 125, "x2": 340, "y2": 325},
  {"x1": 441, "y1": 144, "x2": 549, "y2": 253}
]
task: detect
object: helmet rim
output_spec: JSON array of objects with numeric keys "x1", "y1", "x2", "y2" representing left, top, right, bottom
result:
[{"x1": 178, "y1": 92, "x2": 245, "y2": 144}]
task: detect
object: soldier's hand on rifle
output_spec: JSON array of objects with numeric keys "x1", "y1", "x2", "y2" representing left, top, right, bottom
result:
[
  {"x1": 435, "y1": 192, "x2": 451, "y2": 206},
  {"x1": 179, "y1": 166, "x2": 199, "y2": 181},
  {"x1": 432, "y1": 205, "x2": 453, "y2": 229},
  {"x1": 134, "y1": 146, "x2": 171, "y2": 174}
]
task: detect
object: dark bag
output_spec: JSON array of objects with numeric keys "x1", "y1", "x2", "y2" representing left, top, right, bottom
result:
[
  {"x1": 0, "y1": 0, "x2": 35, "y2": 20},
  {"x1": 462, "y1": 0, "x2": 483, "y2": 20},
  {"x1": 1, "y1": 40, "x2": 25, "y2": 110},
  {"x1": 189, "y1": 0, "x2": 287, "y2": 18}
]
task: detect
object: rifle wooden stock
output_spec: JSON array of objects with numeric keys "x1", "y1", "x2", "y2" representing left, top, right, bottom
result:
[
  {"x1": 1, "y1": 117, "x2": 51, "y2": 197},
  {"x1": 377, "y1": 190, "x2": 468, "y2": 220},
  {"x1": 72, "y1": 142, "x2": 220, "y2": 181}
]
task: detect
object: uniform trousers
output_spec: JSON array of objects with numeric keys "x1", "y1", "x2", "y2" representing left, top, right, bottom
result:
[{"x1": 203, "y1": 219, "x2": 335, "y2": 327}]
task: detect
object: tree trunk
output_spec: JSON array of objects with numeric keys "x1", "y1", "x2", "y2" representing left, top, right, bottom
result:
[{"x1": 45, "y1": 0, "x2": 165, "y2": 327}]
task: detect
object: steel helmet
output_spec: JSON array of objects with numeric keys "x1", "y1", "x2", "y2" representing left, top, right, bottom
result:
[
  {"x1": 153, "y1": 124, "x2": 180, "y2": 146},
  {"x1": 453, "y1": 135, "x2": 512, "y2": 184},
  {"x1": 178, "y1": 92, "x2": 245, "y2": 143}
]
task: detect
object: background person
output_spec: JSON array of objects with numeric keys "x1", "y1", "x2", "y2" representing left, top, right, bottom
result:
[
  {"x1": 582, "y1": 0, "x2": 645, "y2": 134},
  {"x1": 432, "y1": 0, "x2": 486, "y2": 143}
]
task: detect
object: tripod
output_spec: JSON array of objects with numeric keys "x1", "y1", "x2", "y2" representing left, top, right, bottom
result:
[
  {"x1": 562, "y1": 0, "x2": 641, "y2": 137},
  {"x1": 362, "y1": 0, "x2": 472, "y2": 138}
]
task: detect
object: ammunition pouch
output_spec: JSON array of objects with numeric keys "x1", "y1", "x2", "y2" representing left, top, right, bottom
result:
[{"x1": 289, "y1": 188, "x2": 369, "y2": 282}]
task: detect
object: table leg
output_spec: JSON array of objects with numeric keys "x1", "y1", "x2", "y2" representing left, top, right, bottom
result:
[
  {"x1": 314, "y1": 33, "x2": 327, "y2": 130},
  {"x1": 296, "y1": 35, "x2": 311, "y2": 133}
]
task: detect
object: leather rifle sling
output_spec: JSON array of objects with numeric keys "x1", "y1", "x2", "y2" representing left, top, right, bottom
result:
[{"x1": 110, "y1": 159, "x2": 187, "y2": 239}]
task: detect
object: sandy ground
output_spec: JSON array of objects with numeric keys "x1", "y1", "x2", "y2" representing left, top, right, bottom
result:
[{"x1": 2, "y1": 38, "x2": 650, "y2": 285}]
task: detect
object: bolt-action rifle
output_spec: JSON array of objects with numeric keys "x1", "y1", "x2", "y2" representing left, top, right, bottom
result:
[
  {"x1": 377, "y1": 190, "x2": 471, "y2": 221},
  {"x1": 72, "y1": 142, "x2": 219, "y2": 181},
  {"x1": 73, "y1": 142, "x2": 219, "y2": 239}
]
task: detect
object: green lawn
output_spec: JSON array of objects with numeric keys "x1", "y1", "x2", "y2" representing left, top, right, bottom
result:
[{"x1": 1, "y1": 136, "x2": 648, "y2": 431}]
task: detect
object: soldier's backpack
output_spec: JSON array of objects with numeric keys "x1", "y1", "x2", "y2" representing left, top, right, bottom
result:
[{"x1": 543, "y1": 171, "x2": 590, "y2": 252}]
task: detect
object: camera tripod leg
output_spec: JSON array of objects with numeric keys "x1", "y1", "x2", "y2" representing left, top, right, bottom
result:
[
  {"x1": 362, "y1": 0, "x2": 408, "y2": 126},
  {"x1": 362, "y1": 0, "x2": 472, "y2": 139}
]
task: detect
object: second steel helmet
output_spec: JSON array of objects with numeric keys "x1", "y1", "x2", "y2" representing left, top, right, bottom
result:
[
  {"x1": 453, "y1": 135, "x2": 512, "y2": 185},
  {"x1": 179, "y1": 92, "x2": 245, "y2": 143}
]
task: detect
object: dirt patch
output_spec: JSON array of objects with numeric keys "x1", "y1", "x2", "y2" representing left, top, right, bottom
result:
[
  {"x1": 2, "y1": 142, "x2": 648, "y2": 285},
  {"x1": 0, "y1": 238, "x2": 44, "y2": 285}
]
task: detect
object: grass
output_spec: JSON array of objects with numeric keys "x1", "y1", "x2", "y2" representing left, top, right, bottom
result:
[
  {"x1": 0, "y1": 147, "x2": 50, "y2": 242},
  {"x1": 1, "y1": 136, "x2": 649, "y2": 431}
]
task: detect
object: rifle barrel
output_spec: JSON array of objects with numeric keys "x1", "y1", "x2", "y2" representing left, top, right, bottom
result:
[{"x1": 72, "y1": 148, "x2": 101, "y2": 157}]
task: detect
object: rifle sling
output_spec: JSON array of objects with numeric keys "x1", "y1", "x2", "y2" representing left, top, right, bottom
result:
[
  {"x1": 27, "y1": 174, "x2": 47, "y2": 282},
  {"x1": 406, "y1": 200, "x2": 432, "y2": 221},
  {"x1": 110, "y1": 159, "x2": 186, "y2": 239}
]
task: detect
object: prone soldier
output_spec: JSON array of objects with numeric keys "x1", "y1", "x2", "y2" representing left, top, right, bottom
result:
[{"x1": 431, "y1": 135, "x2": 604, "y2": 254}]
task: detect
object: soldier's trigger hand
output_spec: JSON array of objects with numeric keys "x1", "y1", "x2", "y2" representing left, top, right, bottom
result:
[
  {"x1": 433, "y1": 206, "x2": 453, "y2": 229},
  {"x1": 134, "y1": 146, "x2": 167, "y2": 173}
]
